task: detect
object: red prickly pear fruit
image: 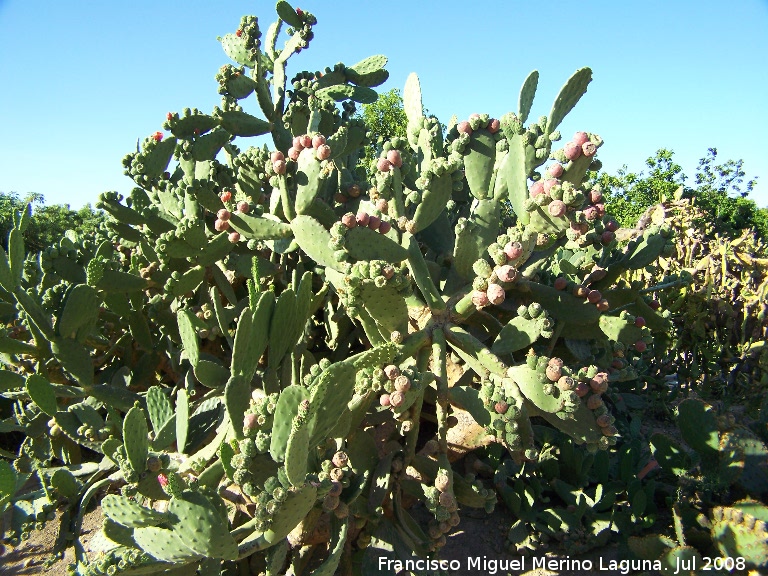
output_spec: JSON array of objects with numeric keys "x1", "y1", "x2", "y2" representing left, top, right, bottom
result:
[
  {"x1": 596, "y1": 299, "x2": 610, "y2": 312},
  {"x1": 316, "y1": 144, "x2": 331, "y2": 160},
  {"x1": 193, "y1": 128, "x2": 200, "y2": 136},
  {"x1": 312, "y1": 134, "x2": 326, "y2": 149},
  {"x1": 386, "y1": 149, "x2": 402, "y2": 167},
  {"x1": 235, "y1": 29, "x2": 242, "y2": 37},
  {"x1": 554, "y1": 277, "x2": 567, "y2": 290},
  {"x1": 457, "y1": 121, "x2": 472, "y2": 135},
  {"x1": 635, "y1": 340, "x2": 647, "y2": 352},
  {"x1": 548, "y1": 200, "x2": 567, "y2": 217},
  {"x1": 548, "y1": 357, "x2": 564, "y2": 368},
  {"x1": 563, "y1": 142, "x2": 582, "y2": 161},
  {"x1": 273, "y1": 159, "x2": 287, "y2": 174},
  {"x1": 243, "y1": 413, "x2": 258, "y2": 432},
  {"x1": 300, "y1": 135, "x2": 312, "y2": 149},
  {"x1": 166, "y1": 112, "x2": 173, "y2": 121},
  {"x1": 504, "y1": 242, "x2": 523, "y2": 260},
  {"x1": 605, "y1": 220, "x2": 619, "y2": 232},
  {"x1": 334, "y1": 193, "x2": 347, "y2": 204},
  {"x1": 575, "y1": 382, "x2": 589, "y2": 397},
  {"x1": 384, "y1": 365, "x2": 400, "y2": 380},
  {"x1": 292, "y1": 136, "x2": 304, "y2": 150},
  {"x1": 589, "y1": 189, "x2": 603, "y2": 204},
  {"x1": 296, "y1": 7, "x2": 303, "y2": 15},
  {"x1": 587, "y1": 290, "x2": 602, "y2": 304},
  {"x1": 574, "y1": 285, "x2": 588, "y2": 298},
  {"x1": 469, "y1": 113, "x2": 480, "y2": 119},
  {"x1": 472, "y1": 290, "x2": 490, "y2": 308},
  {"x1": 271, "y1": 151, "x2": 285, "y2": 162},
  {"x1": 486, "y1": 283, "x2": 506, "y2": 305},
  {"x1": 214, "y1": 219, "x2": 230, "y2": 232},
  {"x1": 341, "y1": 213, "x2": 357, "y2": 228},
  {"x1": 545, "y1": 365, "x2": 562, "y2": 382},
  {"x1": 497, "y1": 265, "x2": 518, "y2": 283},
  {"x1": 228, "y1": 231, "x2": 240, "y2": 243},
  {"x1": 152, "y1": 131, "x2": 163, "y2": 142},
  {"x1": 542, "y1": 179, "x2": 559, "y2": 194},
  {"x1": 594, "y1": 203, "x2": 606, "y2": 217},
  {"x1": 380, "y1": 394, "x2": 391, "y2": 407},
  {"x1": 596, "y1": 414, "x2": 612, "y2": 428},
  {"x1": 488, "y1": 118, "x2": 500, "y2": 133},
  {"x1": 375, "y1": 198, "x2": 389, "y2": 212},
  {"x1": 634, "y1": 316, "x2": 646, "y2": 327},
  {"x1": 530, "y1": 180, "x2": 545, "y2": 197},
  {"x1": 389, "y1": 391, "x2": 405, "y2": 408},
  {"x1": 394, "y1": 375, "x2": 411, "y2": 393},
  {"x1": 348, "y1": 184, "x2": 361, "y2": 197},
  {"x1": 582, "y1": 142, "x2": 597, "y2": 157},
  {"x1": 378, "y1": 220, "x2": 392, "y2": 234},
  {"x1": 157, "y1": 473, "x2": 169, "y2": 487},
  {"x1": 237, "y1": 201, "x2": 250, "y2": 214},
  {"x1": 583, "y1": 206, "x2": 599, "y2": 221},
  {"x1": 587, "y1": 395, "x2": 604, "y2": 410},
  {"x1": 382, "y1": 265, "x2": 395, "y2": 279},
  {"x1": 494, "y1": 401, "x2": 508, "y2": 414},
  {"x1": 573, "y1": 131, "x2": 590, "y2": 146},
  {"x1": 367, "y1": 215, "x2": 381, "y2": 230},
  {"x1": 601, "y1": 230, "x2": 615, "y2": 244},
  {"x1": 377, "y1": 157, "x2": 392, "y2": 172},
  {"x1": 287, "y1": 147, "x2": 300, "y2": 161},
  {"x1": 547, "y1": 163, "x2": 564, "y2": 178},
  {"x1": 589, "y1": 373, "x2": 609, "y2": 393},
  {"x1": 220, "y1": 191, "x2": 232, "y2": 202},
  {"x1": 356, "y1": 212, "x2": 370, "y2": 226},
  {"x1": 649, "y1": 300, "x2": 661, "y2": 311},
  {"x1": 217, "y1": 209, "x2": 231, "y2": 221}
]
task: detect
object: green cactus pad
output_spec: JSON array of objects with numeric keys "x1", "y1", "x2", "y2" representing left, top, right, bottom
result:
[
  {"x1": 52, "y1": 337, "x2": 93, "y2": 386},
  {"x1": 650, "y1": 433, "x2": 692, "y2": 476},
  {"x1": 711, "y1": 506, "x2": 768, "y2": 569},
  {"x1": 508, "y1": 364, "x2": 562, "y2": 414},
  {"x1": 284, "y1": 410, "x2": 310, "y2": 486},
  {"x1": 546, "y1": 67, "x2": 592, "y2": 135},
  {"x1": 627, "y1": 534, "x2": 675, "y2": 561},
  {"x1": 228, "y1": 213, "x2": 292, "y2": 241},
  {"x1": 492, "y1": 316, "x2": 548, "y2": 356},
  {"x1": 270, "y1": 385, "x2": 308, "y2": 461},
  {"x1": 346, "y1": 67, "x2": 389, "y2": 88},
  {"x1": 275, "y1": 0, "x2": 303, "y2": 28},
  {"x1": 523, "y1": 282, "x2": 601, "y2": 326},
  {"x1": 598, "y1": 315, "x2": 643, "y2": 345},
  {"x1": 0, "y1": 245, "x2": 14, "y2": 292},
  {"x1": 25, "y1": 374, "x2": 57, "y2": 417},
  {"x1": 175, "y1": 389, "x2": 190, "y2": 453},
  {"x1": 219, "y1": 33, "x2": 257, "y2": 68},
  {"x1": 57, "y1": 285, "x2": 100, "y2": 341},
  {"x1": 231, "y1": 308, "x2": 257, "y2": 381},
  {"x1": 464, "y1": 129, "x2": 496, "y2": 200},
  {"x1": 316, "y1": 84, "x2": 378, "y2": 104},
  {"x1": 169, "y1": 114, "x2": 219, "y2": 139},
  {"x1": 102, "y1": 495, "x2": 166, "y2": 528},
  {"x1": 94, "y1": 270, "x2": 150, "y2": 293},
  {"x1": 218, "y1": 110, "x2": 271, "y2": 137},
  {"x1": 536, "y1": 402, "x2": 603, "y2": 446},
  {"x1": 412, "y1": 172, "x2": 453, "y2": 232},
  {"x1": 268, "y1": 287, "x2": 297, "y2": 368},
  {"x1": 239, "y1": 485, "x2": 317, "y2": 554},
  {"x1": 168, "y1": 492, "x2": 237, "y2": 559},
  {"x1": 291, "y1": 215, "x2": 345, "y2": 271},
  {"x1": 359, "y1": 283, "x2": 409, "y2": 335},
  {"x1": 403, "y1": 73, "x2": 423, "y2": 125},
  {"x1": 177, "y1": 309, "x2": 200, "y2": 367},
  {"x1": 224, "y1": 374, "x2": 250, "y2": 440},
  {"x1": 123, "y1": 405, "x2": 149, "y2": 473},
  {"x1": 677, "y1": 399, "x2": 720, "y2": 458},
  {"x1": 133, "y1": 526, "x2": 202, "y2": 563},
  {"x1": 295, "y1": 148, "x2": 324, "y2": 215},
  {"x1": 312, "y1": 519, "x2": 349, "y2": 576},
  {"x1": 101, "y1": 518, "x2": 137, "y2": 549},
  {"x1": 343, "y1": 226, "x2": 408, "y2": 264},
  {"x1": 308, "y1": 361, "x2": 357, "y2": 446},
  {"x1": 518, "y1": 70, "x2": 539, "y2": 124},
  {"x1": 146, "y1": 386, "x2": 173, "y2": 435}
]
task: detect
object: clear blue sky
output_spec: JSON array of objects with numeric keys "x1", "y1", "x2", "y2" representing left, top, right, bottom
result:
[{"x1": 1, "y1": 0, "x2": 766, "y2": 209}]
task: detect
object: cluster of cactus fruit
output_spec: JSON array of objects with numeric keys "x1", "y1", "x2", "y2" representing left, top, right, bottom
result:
[{"x1": 0, "y1": 1, "x2": 705, "y2": 573}]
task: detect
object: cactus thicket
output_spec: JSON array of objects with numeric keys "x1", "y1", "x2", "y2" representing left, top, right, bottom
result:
[{"x1": 0, "y1": 2, "x2": 700, "y2": 574}]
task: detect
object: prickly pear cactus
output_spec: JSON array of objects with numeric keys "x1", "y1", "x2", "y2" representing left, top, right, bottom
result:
[{"x1": 0, "y1": 1, "x2": 680, "y2": 573}]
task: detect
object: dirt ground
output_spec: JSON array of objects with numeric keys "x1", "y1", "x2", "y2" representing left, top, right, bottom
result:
[{"x1": 0, "y1": 504, "x2": 633, "y2": 576}]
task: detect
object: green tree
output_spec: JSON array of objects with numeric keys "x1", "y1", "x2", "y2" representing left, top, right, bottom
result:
[
  {"x1": 1, "y1": 191, "x2": 106, "y2": 252},
  {"x1": 591, "y1": 148, "x2": 767, "y2": 238}
]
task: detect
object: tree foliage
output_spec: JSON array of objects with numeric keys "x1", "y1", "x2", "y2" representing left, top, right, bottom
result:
[
  {"x1": 592, "y1": 148, "x2": 767, "y2": 238},
  {"x1": 0, "y1": 191, "x2": 106, "y2": 252}
]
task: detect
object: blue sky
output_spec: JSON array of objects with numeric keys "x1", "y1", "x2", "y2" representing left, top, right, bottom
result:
[{"x1": 1, "y1": 0, "x2": 766, "y2": 209}]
